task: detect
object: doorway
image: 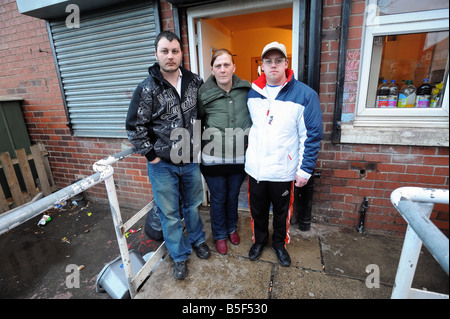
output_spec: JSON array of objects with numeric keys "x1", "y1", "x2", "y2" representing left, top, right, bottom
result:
[
  {"x1": 187, "y1": 0, "x2": 301, "y2": 210},
  {"x1": 187, "y1": 0, "x2": 300, "y2": 82}
]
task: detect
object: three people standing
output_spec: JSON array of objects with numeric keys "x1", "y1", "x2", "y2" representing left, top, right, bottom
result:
[{"x1": 127, "y1": 31, "x2": 322, "y2": 277}]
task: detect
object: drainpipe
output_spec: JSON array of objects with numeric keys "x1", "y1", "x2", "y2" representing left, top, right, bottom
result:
[
  {"x1": 296, "y1": 0, "x2": 307, "y2": 83},
  {"x1": 293, "y1": 171, "x2": 321, "y2": 231},
  {"x1": 307, "y1": 0, "x2": 323, "y2": 93},
  {"x1": 291, "y1": 0, "x2": 322, "y2": 231},
  {"x1": 357, "y1": 197, "x2": 368, "y2": 233},
  {"x1": 331, "y1": 0, "x2": 351, "y2": 143}
]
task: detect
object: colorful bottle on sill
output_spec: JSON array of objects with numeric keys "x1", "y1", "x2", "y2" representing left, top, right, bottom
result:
[
  {"x1": 415, "y1": 78, "x2": 431, "y2": 108},
  {"x1": 430, "y1": 82, "x2": 443, "y2": 108},
  {"x1": 398, "y1": 80, "x2": 416, "y2": 108},
  {"x1": 375, "y1": 79, "x2": 389, "y2": 108},
  {"x1": 388, "y1": 80, "x2": 398, "y2": 107}
]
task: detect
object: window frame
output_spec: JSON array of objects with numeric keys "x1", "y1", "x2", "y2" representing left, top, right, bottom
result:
[{"x1": 341, "y1": 1, "x2": 449, "y2": 146}]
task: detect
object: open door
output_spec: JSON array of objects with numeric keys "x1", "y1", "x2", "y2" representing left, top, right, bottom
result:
[
  {"x1": 187, "y1": 0, "x2": 299, "y2": 209},
  {"x1": 187, "y1": 0, "x2": 323, "y2": 211},
  {"x1": 196, "y1": 19, "x2": 232, "y2": 80},
  {"x1": 187, "y1": 0, "x2": 299, "y2": 82}
]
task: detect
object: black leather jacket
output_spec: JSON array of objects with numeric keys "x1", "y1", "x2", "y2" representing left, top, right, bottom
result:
[{"x1": 126, "y1": 63, "x2": 203, "y2": 164}]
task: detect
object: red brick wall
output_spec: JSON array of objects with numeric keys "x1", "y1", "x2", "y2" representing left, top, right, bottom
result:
[
  {"x1": 1, "y1": 0, "x2": 448, "y2": 235},
  {"x1": 317, "y1": 0, "x2": 449, "y2": 235},
  {"x1": 0, "y1": 0, "x2": 152, "y2": 208},
  {"x1": 159, "y1": 0, "x2": 190, "y2": 69}
]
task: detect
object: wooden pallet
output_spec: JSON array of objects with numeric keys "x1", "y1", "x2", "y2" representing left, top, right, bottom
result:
[{"x1": 0, "y1": 143, "x2": 57, "y2": 214}]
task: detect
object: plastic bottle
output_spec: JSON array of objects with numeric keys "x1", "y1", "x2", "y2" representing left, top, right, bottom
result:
[
  {"x1": 398, "y1": 80, "x2": 416, "y2": 108},
  {"x1": 387, "y1": 80, "x2": 398, "y2": 107},
  {"x1": 415, "y1": 78, "x2": 432, "y2": 108},
  {"x1": 430, "y1": 82, "x2": 443, "y2": 108},
  {"x1": 375, "y1": 79, "x2": 390, "y2": 108}
]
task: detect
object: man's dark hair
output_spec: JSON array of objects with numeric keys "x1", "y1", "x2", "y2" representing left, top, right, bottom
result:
[{"x1": 154, "y1": 30, "x2": 182, "y2": 51}]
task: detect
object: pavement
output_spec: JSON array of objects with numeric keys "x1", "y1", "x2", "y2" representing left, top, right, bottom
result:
[
  {"x1": 0, "y1": 195, "x2": 448, "y2": 301},
  {"x1": 0, "y1": 199, "x2": 161, "y2": 299},
  {"x1": 135, "y1": 207, "x2": 449, "y2": 300}
]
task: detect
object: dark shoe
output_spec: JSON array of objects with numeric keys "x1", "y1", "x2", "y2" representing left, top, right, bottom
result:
[
  {"x1": 272, "y1": 246, "x2": 291, "y2": 267},
  {"x1": 194, "y1": 242, "x2": 211, "y2": 259},
  {"x1": 298, "y1": 222, "x2": 311, "y2": 231},
  {"x1": 228, "y1": 230, "x2": 240, "y2": 245},
  {"x1": 173, "y1": 261, "x2": 187, "y2": 280},
  {"x1": 248, "y1": 243, "x2": 266, "y2": 261},
  {"x1": 216, "y1": 239, "x2": 227, "y2": 255}
]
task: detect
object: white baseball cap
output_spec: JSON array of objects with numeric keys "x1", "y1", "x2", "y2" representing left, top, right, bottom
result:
[{"x1": 261, "y1": 41, "x2": 287, "y2": 59}]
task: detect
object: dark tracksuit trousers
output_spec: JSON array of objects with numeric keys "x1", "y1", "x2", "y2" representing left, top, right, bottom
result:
[{"x1": 248, "y1": 176, "x2": 294, "y2": 249}]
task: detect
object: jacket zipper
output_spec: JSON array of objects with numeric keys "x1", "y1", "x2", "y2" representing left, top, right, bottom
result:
[
  {"x1": 255, "y1": 82, "x2": 287, "y2": 182},
  {"x1": 256, "y1": 94, "x2": 273, "y2": 183}
]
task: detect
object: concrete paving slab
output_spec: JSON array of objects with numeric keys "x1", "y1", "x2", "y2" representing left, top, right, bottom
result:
[
  {"x1": 135, "y1": 206, "x2": 448, "y2": 299},
  {"x1": 319, "y1": 225, "x2": 449, "y2": 295},
  {"x1": 201, "y1": 209, "x2": 323, "y2": 271},
  {"x1": 135, "y1": 253, "x2": 274, "y2": 299},
  {"x1": 271, "y1": 266, "x2": 391, "y2": 299},
  {"x1": 320, "y1": 226, "x2": 402, "y2": 282},
  {"x1": 136, "y1": 208, "x2": 327, "y2": 299}
]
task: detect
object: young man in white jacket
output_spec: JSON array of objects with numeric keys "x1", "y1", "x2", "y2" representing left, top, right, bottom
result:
[{"x1": 245, "y1": 42, "x2": 323, "y2": 267}]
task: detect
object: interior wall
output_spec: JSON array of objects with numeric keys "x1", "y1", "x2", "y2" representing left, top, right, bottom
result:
[
  {"x1": 199, "y1": 20, "x2": 232, "y2": 79},
  {"x1": 202, "y1": 7, "x2": 293, "y2": 83},
  {"x1": 231, "y1": 27, "x2": 292, "y2": 82}
]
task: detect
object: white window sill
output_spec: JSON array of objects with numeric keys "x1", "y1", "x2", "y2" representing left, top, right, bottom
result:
[{"x1": 340, "y1": 123, "x2": 449, "y2": 147}]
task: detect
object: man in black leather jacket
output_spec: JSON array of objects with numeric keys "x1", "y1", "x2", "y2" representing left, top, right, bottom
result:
[{"x1": 126, "y1": 31, "x2": 210, "y2": 280}]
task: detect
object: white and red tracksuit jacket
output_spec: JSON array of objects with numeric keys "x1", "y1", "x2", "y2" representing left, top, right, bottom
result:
[{"x1": 245, "y1": 69, "x2": 323, "y2": 182}]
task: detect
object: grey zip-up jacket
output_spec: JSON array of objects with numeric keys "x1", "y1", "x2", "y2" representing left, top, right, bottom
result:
[{"x1": 126, "y1": 63, "x2": 203, "y2": 164}]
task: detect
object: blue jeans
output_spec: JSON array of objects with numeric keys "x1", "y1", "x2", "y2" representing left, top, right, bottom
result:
[
  {"x1": 147, "y1": 160, "x2": 206, "y2": 262},
  {"x1": 204, "y1": 172, "x2": 247, "y2": 240}
]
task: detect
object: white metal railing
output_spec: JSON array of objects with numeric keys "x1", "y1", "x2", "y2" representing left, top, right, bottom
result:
[
  {"x1": 0, "y1": 147, "x2": 167, "y2": 298},
  {"x1": 0, "y1": 153, "x2": 118, "y2": 235},
  {"x1": 91, "y1": 148, "x2": 167, "y2": 298},
  {"x1": 390, "y1": 187, "x2": 449, "y2": 299}
]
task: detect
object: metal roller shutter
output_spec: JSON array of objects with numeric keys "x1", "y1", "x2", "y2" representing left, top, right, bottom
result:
[{"x1": 48, "y1": 2, "x2": 159, "y2": 138}]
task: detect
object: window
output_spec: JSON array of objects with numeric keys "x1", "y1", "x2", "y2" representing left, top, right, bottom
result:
[
  {"x1": 340, "y1": 0, "x2": 449, "y2": 146},
  {"x1": 368, "y1": 31, "x2": 448, "y2": 109}
]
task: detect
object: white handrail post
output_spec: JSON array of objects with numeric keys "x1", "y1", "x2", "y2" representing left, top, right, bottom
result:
[
  {"x1": 92, "y1": 148, "x2": 138, "y2": 298},
  {"x1": 390, "y1": 187, "x2": 449, "y2": 299},
  {"x1": 391, "y1": 201, "x2": 434, "y2": 299},
  {"x1": 103, "y1": 173, "x2": 136, "y2": 299}
]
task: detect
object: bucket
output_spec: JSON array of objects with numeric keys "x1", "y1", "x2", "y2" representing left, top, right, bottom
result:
[{"x1": 95, "y1": 250, "x2": 145, "y2": 299}]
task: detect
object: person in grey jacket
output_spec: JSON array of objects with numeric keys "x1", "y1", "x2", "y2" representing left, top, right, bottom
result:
[
  {"x1": 198, "y1": 49, "x2": 251, "y2": 255},
  {"x1": 126, "y1": 31, "x2": 210, "y2": 280}
]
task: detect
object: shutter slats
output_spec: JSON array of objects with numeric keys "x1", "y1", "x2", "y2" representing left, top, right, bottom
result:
[{"x1": 50, "y1": 2, "x2": 156, "y2": 138}]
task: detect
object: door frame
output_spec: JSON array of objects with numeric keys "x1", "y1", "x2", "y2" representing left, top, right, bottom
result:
[{"x1": 186, "y1": 0, "x2": 300, "y2": 80}]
